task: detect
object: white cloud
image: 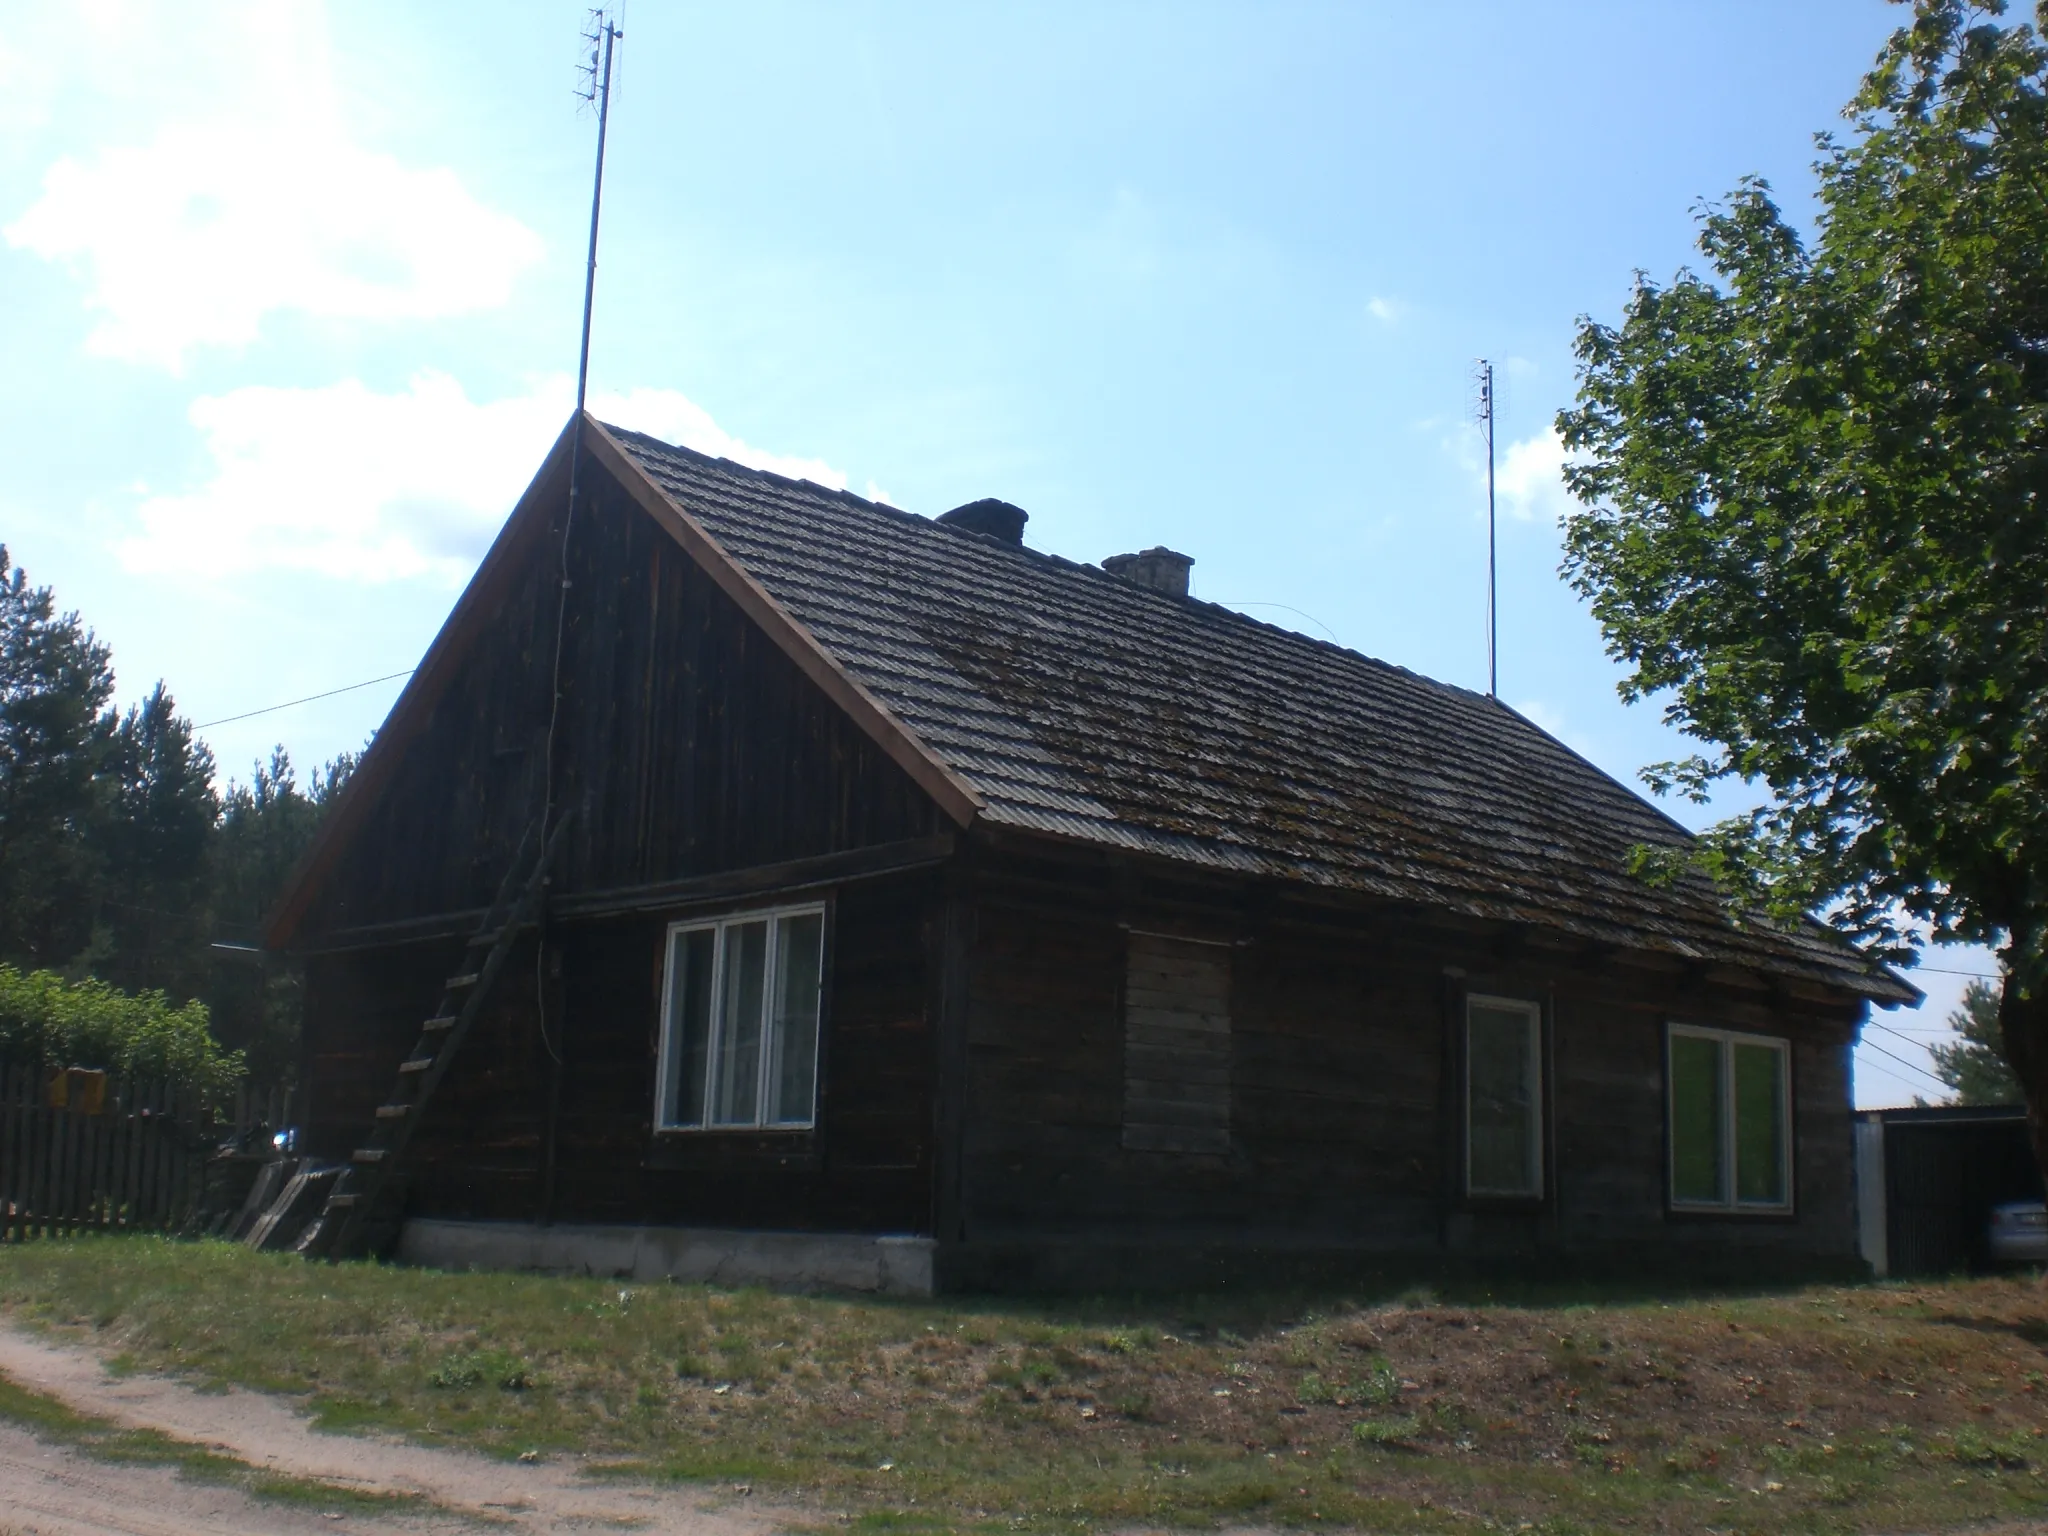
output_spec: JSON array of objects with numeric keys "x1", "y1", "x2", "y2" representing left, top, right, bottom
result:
[
  {"x1": 594, "y1": 389, "x2": 848, "y2": 491},
  {"x1": 1366, "y1": 296, "x2": 1405, "y2": 324},
  {"x1": 3, "y1": 0, "x2": 540, "y2": 370},
  {"x1": 1495, "y1": 427, "x2": 1579, "y2": 524},
  {"x1": 119, "y1": 375, "x2": 849, "y2": 584}
]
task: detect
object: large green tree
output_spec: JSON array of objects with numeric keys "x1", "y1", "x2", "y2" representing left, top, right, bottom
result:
[
  {"x1": 96, "y1": 682, "x2": 221, "y2": 999},
  {"x1": 0, "y1": 546, "x2": 119, "y2": 967},
  {"x1": 1558, "y1": 2, "x2": 2048, "y2": 1172},
  {"x1": 0, "y1": 546, "x2": 359, "y2": 1087}
]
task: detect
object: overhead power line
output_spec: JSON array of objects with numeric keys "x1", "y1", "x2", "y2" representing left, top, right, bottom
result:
[
  {"x1": 194, "y1": 670, "x2": 415, "y2": 730},
  {"x1": 1858, "y1": 1037, "x2": 1950, "y2": 1092},
  {"x1": 1860, "y1": 1019, "x2": 1954, "y2": 1093}
]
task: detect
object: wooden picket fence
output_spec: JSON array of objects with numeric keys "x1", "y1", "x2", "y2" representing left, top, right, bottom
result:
[{"x1": 0, "y1": 1063, "x2": 291, "y2": 1241}]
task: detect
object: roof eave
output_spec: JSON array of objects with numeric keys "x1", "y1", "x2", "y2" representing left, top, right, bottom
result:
[{"x1": 966, "y1": 818, "x2": 1916, "y2": 1006}]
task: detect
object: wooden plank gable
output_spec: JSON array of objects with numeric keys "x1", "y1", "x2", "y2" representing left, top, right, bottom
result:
[{"x1": 285, "y1": 427, "x2": 950, "y2": 941}]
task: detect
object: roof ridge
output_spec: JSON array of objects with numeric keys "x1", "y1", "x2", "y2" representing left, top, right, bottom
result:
[
  {"x1": 600, "y1": 420, "x2": 925, "y2": 522},
  {"x1": 607, "y1": 421, "x2": 1518, "y2": 723}
]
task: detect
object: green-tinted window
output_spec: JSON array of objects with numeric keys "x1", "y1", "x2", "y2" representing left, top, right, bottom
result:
[
  {"x1": 1732, "y1": 1042, "x2": 1787, "y2": 1205},
  {"x1": 1669, "y1": 1032, "x2": 1725, "y2": 1204},
  {"x1": 1467, "y1": 998, "x2": 1541, "y2": 1197},
  {"x1": 1668, "y1": 1026, "x2": 1790, "y2": 1211}
]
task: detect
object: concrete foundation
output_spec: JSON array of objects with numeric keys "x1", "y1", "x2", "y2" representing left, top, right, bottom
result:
[{"x1": 396, "y1": 1218, "x2": 936, "y2": 1296}]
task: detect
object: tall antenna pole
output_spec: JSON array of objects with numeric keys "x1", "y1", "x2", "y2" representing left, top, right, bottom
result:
[
  {"x1": 1478, "y1": 358, "x2": 1497, "y2": 698},
  {"x1": 574, "y1": 15, "x2": 620, "y2": 422},
  {"x1": 547, "y1": 9, "x2": 622, "y2": 845},
  {"x1": 538, "y1": 10, "x2": 623, "y2": 1209}
]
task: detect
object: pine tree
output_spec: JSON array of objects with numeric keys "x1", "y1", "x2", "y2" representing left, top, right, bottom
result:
[
  {"x1": 204, "y1": 748, "x2": 357, "y2": 1082},
  {"x1": 0, "y1": 547, "x2": 118, "y2": 969},
  {"x1": 96, "y1": 682, "x2": 221, "y2": 998},
  {"x1": 0, "y1": 545, "x2": 363, "y2": 1089},
  {"x1": 1930, "y1": 980, "x2": 2023, "y2": 1106}
]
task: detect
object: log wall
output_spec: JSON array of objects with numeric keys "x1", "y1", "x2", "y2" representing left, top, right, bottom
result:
[
  {"x1": 296, "y1": 456, "x2": 948, "y2": 1236},
  {"x1": 944, "y1": 845, "x2": 1864, "y2": 1286},
  {"x1": 302, "y1": 869, "x2": 939, "y2": 1234}
]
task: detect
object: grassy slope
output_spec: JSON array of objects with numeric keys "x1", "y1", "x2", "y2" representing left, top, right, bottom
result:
[{"x1": 1, "y1": 1236, "x2": 2045, "y2": 1534}]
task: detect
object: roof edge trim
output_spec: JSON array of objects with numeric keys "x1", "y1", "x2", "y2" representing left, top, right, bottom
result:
[{"x1": 585, "y1": 417, "x2": 985, "y2": 829}]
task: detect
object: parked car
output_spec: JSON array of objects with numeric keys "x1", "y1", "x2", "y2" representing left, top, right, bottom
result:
[{"x1": 1986, "y1": 1200, "x2": 2048, "y2": 1266}]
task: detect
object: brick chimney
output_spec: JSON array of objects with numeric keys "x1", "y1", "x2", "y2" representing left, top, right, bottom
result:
[{"x1": 1102, "y1": 546, "x2": 1193, "y2": 597}]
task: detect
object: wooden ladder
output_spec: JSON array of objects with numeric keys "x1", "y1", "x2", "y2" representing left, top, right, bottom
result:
[{"x1": 299, "y1": 813, "x2": 572, "y2": 1261}]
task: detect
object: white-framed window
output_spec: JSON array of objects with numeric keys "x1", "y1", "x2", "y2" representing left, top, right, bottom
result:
[
  {"x1": 1465, "y1": 994, "x2": 1544, "y2": 1198},
  {"x1": 655, "y1": 904, "x2": 825, "y2": 1131},
  {"x1": 1666, "y1": 1024, "x2": 1791, "y2": 1212}
]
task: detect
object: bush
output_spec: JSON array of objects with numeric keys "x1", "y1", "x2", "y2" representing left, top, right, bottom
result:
[{"x1": 0, "y1": 964, "x2": 243, "y2": 1102}]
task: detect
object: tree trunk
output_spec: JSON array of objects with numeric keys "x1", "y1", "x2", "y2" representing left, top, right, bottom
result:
[{"x1": 1997, "y1": 968, "x2": 2048, "y2": 1189}]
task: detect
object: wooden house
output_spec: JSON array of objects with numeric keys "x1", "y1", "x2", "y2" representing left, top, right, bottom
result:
[{"x1": 268, "y1": 414, "x2": 1914, "y2": 1293}]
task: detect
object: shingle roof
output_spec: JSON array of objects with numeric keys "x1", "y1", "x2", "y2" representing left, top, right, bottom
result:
[{"x1": 610, "y1": 425, "x2": 1913, "y2": 1004}]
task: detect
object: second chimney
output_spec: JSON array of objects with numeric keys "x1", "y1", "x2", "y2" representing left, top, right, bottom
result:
[{"x1": 1102, "y1": 546, "x2": 1194, "y2": 598}]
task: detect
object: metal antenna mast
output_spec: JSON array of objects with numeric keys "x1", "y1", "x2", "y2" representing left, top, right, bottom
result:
[
  {"x1": 1476, "y1": 358, "x2": 1497, "y2": 698},
  {"x1": 545, "y1": 8, "x2": 622, "y2": 851},
  {"x1": 574, "y1": 12, "x2": 620, "y2": 423},
  {"x1": 536, "y1": 10, "x2": 623, "y2": 1204}
]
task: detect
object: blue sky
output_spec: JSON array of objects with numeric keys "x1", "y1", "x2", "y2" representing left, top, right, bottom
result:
[{"x1": 0, "y1": 1, "x2": 1996, "y2": 1104}]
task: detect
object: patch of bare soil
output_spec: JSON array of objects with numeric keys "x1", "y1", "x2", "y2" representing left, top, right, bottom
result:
[
  {"x1": 0, "y1": 1417, "x2": 453, "y2": 1536},
  {"x1": 0, "y1": 1327, "x2": 786, "y2": 1535},
  {"x1": 1233, "y1": 1292, "x2": 2048, "y2": 1474}
]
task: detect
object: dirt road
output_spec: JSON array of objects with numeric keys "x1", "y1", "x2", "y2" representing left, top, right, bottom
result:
[{"x1": 0, "y1": 1326, "x2": 788, "y2": 1534}]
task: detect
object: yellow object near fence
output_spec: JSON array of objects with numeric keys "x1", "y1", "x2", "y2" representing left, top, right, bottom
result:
[{"x1": 43, "y1": 1067, "x2": 107, "y2": 1115}]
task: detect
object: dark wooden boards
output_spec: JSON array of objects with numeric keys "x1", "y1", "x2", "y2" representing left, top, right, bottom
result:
[
  {"x1": 1121, "y1": 932, "x2": 1232, "y2": 1156},
  {"x1": 299, "y1": 868, "x2": 943, "y2": 1237},
  {"x1": 948, "y1": 845, "x2": 1864, "y2": 1274},
  {"x1": 0, "y1": 1066, "x2": 210, "y2": 1239},
  {"x1": 297, "y1": 454, "x2": 945, "y2": 940}
]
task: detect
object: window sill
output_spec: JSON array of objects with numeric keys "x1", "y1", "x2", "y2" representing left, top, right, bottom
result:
[
  {"x1": 1665, "y1": 1202, "x2": 1797, "y2": 1221},
  {"x1": 645, "y1": 1130, "x2": 822, "y2": 1173},
  {"x1": 1460, "y1": 1193, "x2": 1546, "y2": 1212}
]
